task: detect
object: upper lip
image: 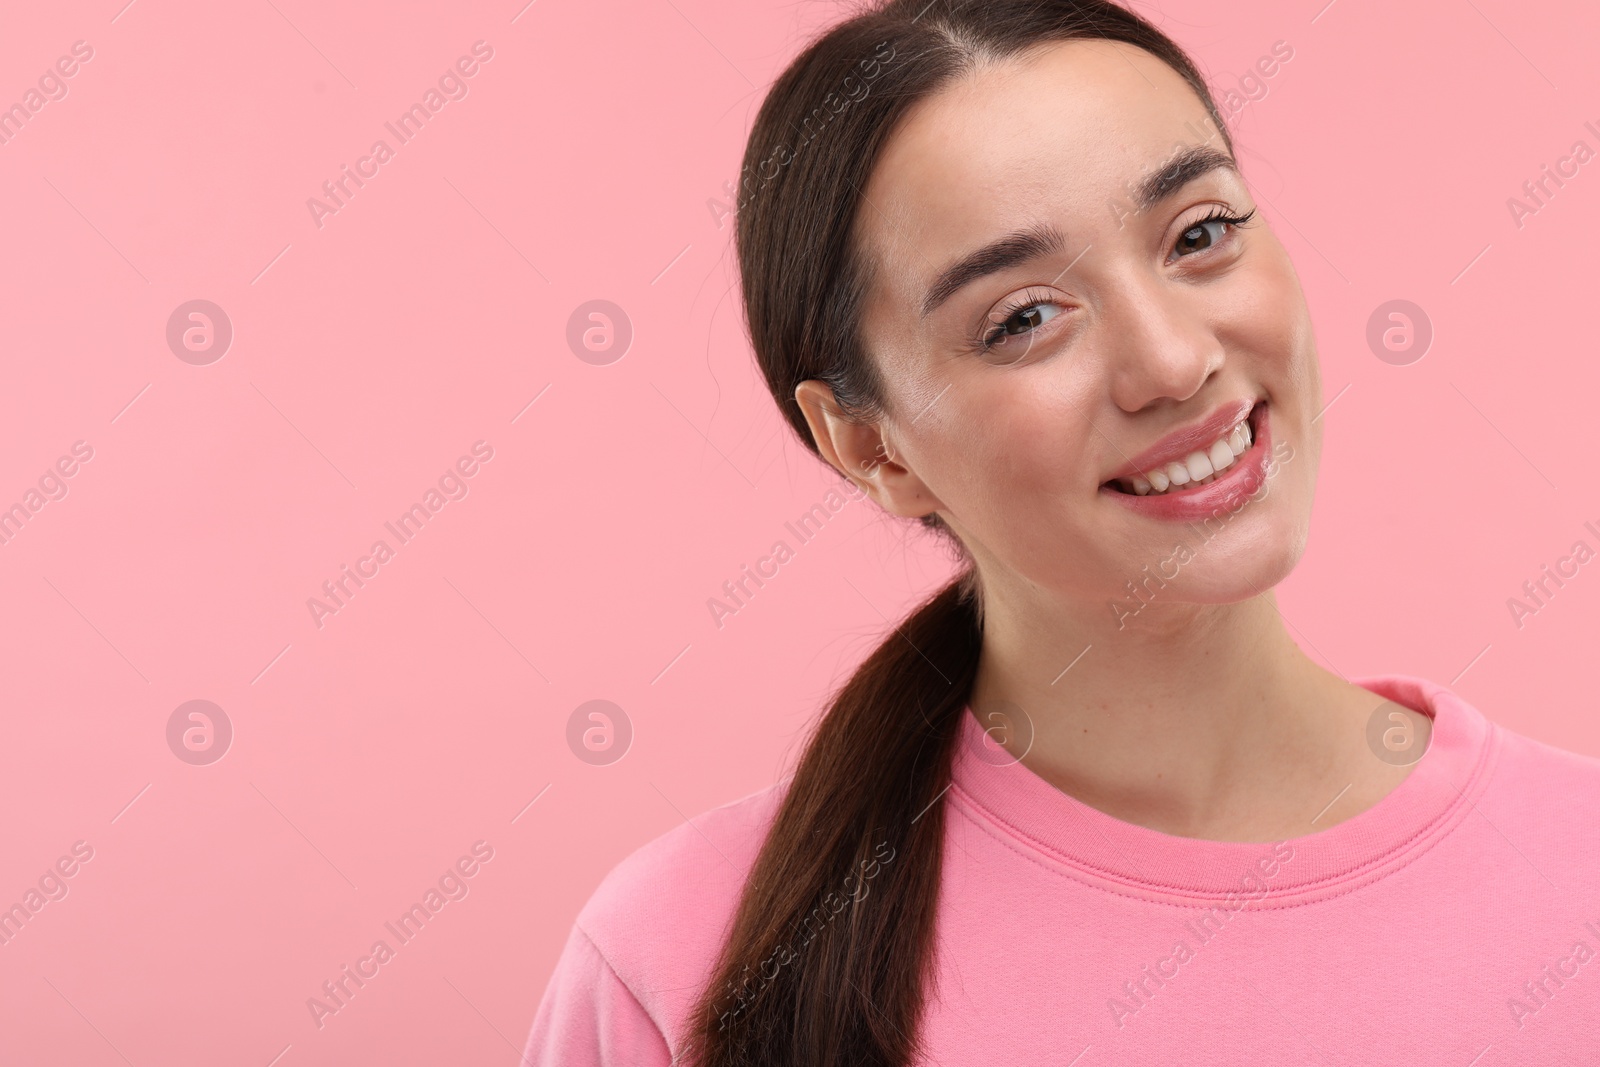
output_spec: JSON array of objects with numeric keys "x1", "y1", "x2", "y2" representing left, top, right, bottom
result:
[{"x1": 1101, "y1": 397, "x2": 1259, "y2": 483}]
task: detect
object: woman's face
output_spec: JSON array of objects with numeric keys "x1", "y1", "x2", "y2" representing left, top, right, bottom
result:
[{"x1": 842, "y1": 39, "x2": 1322, "y2": 614}]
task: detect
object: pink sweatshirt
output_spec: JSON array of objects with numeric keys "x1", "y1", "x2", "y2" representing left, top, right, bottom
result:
[{"x1": 522, "y1": 675, "x2": 1600, "y2": 1063}]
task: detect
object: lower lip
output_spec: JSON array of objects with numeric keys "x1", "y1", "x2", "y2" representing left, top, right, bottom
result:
[{"x1": 1099, "y1": 402, "x2": 1272, "y2": 522}]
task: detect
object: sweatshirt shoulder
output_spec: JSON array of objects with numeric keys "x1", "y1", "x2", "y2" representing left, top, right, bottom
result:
[
  {"x1": 1490, "y1": 719, "x2": 1600, "y2": 791},
  {"x1": 572, "y1": 780, "x2": 788, "y2": 1039},
  {"x1": 1470, "y1": 716, "x2": 1600, "y2": 891}
]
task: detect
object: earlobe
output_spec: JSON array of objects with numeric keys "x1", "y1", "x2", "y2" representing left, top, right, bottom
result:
[{"x1": 792, "y1": 379, "x2": 943, "y2": 520}]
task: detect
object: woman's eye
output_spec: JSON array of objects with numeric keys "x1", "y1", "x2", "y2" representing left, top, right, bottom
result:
[
  {"x1": 1173, "y1": 210, "x2": 1254, "y2": 258},
  {"x1": 983, "y1": 301, "x2": 1061, "y2": 350},
  {"x1": 1176, "y1": 218, "x2": 1228, "y2": 256}
]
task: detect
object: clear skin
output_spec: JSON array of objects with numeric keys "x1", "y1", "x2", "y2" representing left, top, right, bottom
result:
[{"x1": 794, "y1": 39, "x2": 1430, "y2": 843}]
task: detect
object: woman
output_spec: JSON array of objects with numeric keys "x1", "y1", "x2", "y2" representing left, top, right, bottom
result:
[{"x1": 525, "y1": 1, "x2": 1600, "y2": 1063}]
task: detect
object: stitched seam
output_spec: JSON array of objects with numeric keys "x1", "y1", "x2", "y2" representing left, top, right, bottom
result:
[
  {"x1": 572, "y1": 920, "x2": 676, "y2": 1051},
  {"x1": 946, "y1": 722, "x2": 1502, "y2": 911}
]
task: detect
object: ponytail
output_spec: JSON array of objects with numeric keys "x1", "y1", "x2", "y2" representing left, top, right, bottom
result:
[{"x1": 680, "y1": 569, "x2": 982, "y2": 1066}]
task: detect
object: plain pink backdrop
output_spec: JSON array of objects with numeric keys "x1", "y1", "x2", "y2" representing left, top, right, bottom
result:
[{"x1": 1, "y1": 0, "x2": 1597, "y2": 1063}]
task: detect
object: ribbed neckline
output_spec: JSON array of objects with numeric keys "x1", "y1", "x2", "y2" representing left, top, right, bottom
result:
[{"x1": 947, "y1": 674, "x2": 1499, "y2": 907}]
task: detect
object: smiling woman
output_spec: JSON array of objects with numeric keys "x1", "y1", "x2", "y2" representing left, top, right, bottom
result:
[{"x1": 524, "y1": 2, "x2": 1600, "y2": 1064}]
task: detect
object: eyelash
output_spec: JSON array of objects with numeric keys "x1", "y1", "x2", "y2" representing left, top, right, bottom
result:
[{"x1": 971, "y1": 205, "x2": 1259, "y2": 355}]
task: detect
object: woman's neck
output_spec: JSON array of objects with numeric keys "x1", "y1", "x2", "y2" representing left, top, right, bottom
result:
[{"x1": 967, "y1": 588, "x2": 1430, "y2": 843}]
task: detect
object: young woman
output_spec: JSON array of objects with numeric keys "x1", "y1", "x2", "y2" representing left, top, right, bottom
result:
[{"x1": 525, "y1": 1, "x2": 1600, "y2": 1062}]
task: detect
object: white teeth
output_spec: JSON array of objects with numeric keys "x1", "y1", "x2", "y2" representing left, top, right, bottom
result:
[
  {"x1": 1114, "y1": 409, "x2": 1259, "y2": 497},
  {"x1": 1227, "y1": 424, "x2": 1248, "y2": 456}
]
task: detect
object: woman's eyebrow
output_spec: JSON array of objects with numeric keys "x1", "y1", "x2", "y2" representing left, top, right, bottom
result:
[
  {"x1": 918, "y1": 144, "x2": 1239, "y2": 320},
  {"x1": 919, "y1": 222, "x2": 1066, "y2": 319},
  {"x1": 1133, "y1": 143, "x2": 1239, "y2": 213}
]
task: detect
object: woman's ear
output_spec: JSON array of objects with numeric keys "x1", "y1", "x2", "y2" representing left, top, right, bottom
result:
[{"x1": 793, "y1": 379, "x2": 943, "y2": 519}]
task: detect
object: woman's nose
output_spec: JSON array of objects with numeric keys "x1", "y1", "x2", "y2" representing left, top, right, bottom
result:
[{"x1": 1098, "y1": 274, "x2": 1226, "y2": 410}]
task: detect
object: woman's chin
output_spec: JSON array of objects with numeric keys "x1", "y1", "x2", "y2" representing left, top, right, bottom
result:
[{"x1": 1101, "y1": 526, "x2": 1308, "y2": 613}]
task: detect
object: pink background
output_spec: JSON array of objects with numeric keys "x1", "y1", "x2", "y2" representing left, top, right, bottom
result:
[{"x1": 2, "y1": 0, "x2": 1597, "y2": 1062}]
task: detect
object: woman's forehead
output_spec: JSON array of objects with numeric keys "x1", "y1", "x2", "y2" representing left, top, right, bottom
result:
[{"x1": 855, "y1": 39, "x2": 1221, "y2": 290}]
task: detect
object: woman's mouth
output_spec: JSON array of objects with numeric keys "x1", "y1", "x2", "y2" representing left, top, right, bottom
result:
[
  {"x1": 1104, "y1": 401, "x2": 1265, "y2": 496},
  {"x1": 1099, "y1": 401, "x2": 1273, "y2": 520}
]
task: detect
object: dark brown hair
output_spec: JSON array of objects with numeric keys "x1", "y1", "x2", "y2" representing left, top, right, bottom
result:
[{"x1": 682, "y1": 3, "x2": 1235, "y2": 1064}]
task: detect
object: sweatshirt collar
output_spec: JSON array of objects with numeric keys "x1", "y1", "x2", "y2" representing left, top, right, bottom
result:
[{"x1": 946, "y1": 674, "x2": 1498, "y2": 906}]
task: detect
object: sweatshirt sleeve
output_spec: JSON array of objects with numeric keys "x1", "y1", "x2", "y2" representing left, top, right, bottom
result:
[{"x1": 520, "y1": 922, "x2": 674, "y2": 1067}]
